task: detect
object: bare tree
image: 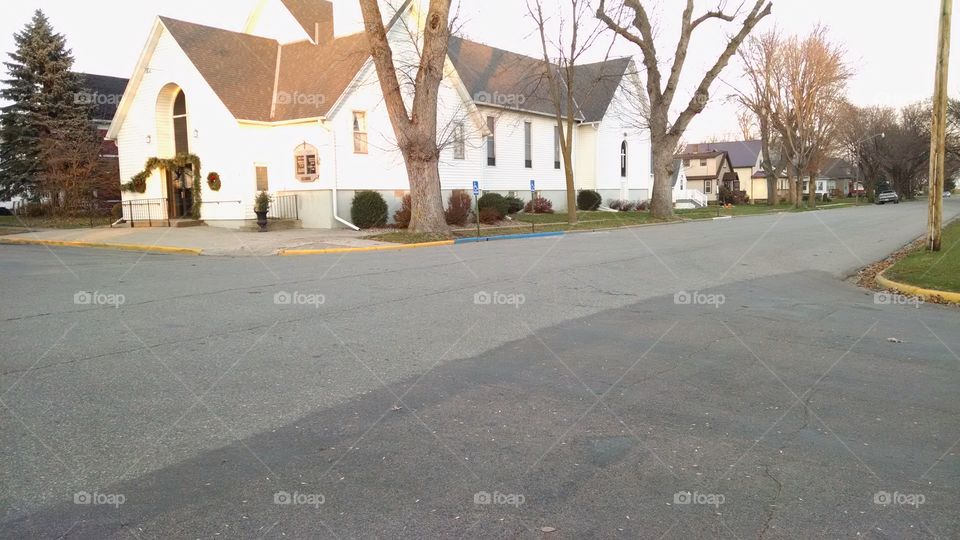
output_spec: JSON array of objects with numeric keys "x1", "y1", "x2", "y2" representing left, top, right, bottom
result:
[
  {"x1": 737, "y1": 30, "x2": 787, "y2": 205},
  {"x1": 359, "y1": 0, "x2": 452, "y2": 233},
  {"x1": 842, "y1": 105, "x2": 895, "y2": 202},
  {"x1": 768, "y1": 27, "x2": 852, "y2": 208},
  {"x1": 596, "y1": 0, "x2": 772, "y2": 219},
  {"x1": 527, "y1": 0, "x2": 611, "y2": 224}
]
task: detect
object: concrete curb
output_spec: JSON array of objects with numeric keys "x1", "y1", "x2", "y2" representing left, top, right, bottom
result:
[
  {"x1": 876, "y1": 269, "x2": 960, "y2": 303},
  {"x1": 454, "y1": 231, "x2": 565, "y2": 244},
  {"x1": 279, "y1": 240, "x2": 455, "y2": 256},
  {"x1": 0, "y1": 237, "x2": 202, "y2": 256}
]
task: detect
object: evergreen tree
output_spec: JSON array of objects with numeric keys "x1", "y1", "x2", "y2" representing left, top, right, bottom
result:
[{"x1": 0, "y1": 10, "x2": 92, "y2": 200}]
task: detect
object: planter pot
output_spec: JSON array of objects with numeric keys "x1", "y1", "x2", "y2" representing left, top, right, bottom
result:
[{"x1": 255, "y1": 211, "x2": 268, "y2": 232}]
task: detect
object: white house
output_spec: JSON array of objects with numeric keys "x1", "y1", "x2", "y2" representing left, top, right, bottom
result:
[{"x1": 107, "y1": 0, "x2": 653, "y2": 229}]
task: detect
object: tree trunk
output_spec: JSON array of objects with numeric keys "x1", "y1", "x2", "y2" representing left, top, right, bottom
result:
[
  {"x1": 651, "y1": 135, "x2": 676, "y2": 219},
  {"x1": 563, "y1": 152, "x2": 577, "y2": 224},
  {"x1": 766, "y1": 176, "x2": 778, "y2": 206},
  {"x1": 786, "y1": 167, "x2": 796, "y2": 206},
  {"x1": 405, "y1": 155, "x2": 447, "y2": 233},
  {"x1": 807, "y1": 172, "x2": 817, "y2": 208}
]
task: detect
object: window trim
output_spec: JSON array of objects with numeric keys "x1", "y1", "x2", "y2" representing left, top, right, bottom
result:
[
  {"x1": 486, "y1": 116, "x2": 496, "y2": 167},
  {"x1": 453, "y1": 122, "x2": 465, "y2": 160},
  {"x1": 620, "y1": 140, "x2": 628, "y2": 178},
  {"x1": 294, "y1": 143, "x2": 319, "y2": 182},
  {"x1": 255, "y1": 164, "x2": 269, "y2": 192},
  {"x1": 704, "y1": 180, "x2": 712, "y2": 194},
  {"x1": 352, "y1": 111, "x2": 368, "y2": 154}
]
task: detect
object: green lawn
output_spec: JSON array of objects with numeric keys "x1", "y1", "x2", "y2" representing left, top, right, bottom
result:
[
  {"x1": 0, "y1": 215, "x2": 114, "y2": 229},
  {"x1": 364, "y1": 231, "x2": 453, "y2": 244},
  {"x1": 885, "y1": 220, "x2": 960, "y2": 293}
]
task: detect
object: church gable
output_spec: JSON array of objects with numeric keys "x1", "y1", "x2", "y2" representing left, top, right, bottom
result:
[{"x1": 244, "y1": 0, "x2": 334, "y2": 45}]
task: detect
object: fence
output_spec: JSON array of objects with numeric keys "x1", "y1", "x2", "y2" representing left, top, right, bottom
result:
[
  {"x1": 118, "y1": 198, "x2": 169, "y2": 228},
  {"x1": 270, "y1": 194, "x2": 299, "y2": 220}
]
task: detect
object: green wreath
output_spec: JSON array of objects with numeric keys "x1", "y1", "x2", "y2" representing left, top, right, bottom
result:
[
  {"x1": 120, "y1": 153, "x2": 203, "y2": 219},
  {"x1": 207, "y1": 172, "x2": 222, "y2": 191}
]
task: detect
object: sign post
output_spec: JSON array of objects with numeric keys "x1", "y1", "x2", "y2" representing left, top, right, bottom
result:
[{"x1": 473, "y1": 181, "x2": 481, "y2": 239}]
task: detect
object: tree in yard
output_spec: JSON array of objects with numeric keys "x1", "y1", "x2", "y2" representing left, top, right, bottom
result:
[
  {"x1": 842, "y1": 105, "x2": 896, "y2": 203},
  {"x1": 736, "y1": 30, "x2": 787, "y2": 206},
  {"x1": 596, "y1": 0, "x2": 772, "y2": 219},
  {"x1": 527, "y1": 0, "x2": 611, "y2": 225},
  {"x1": 768, "y1": 27, "x2": 852, "y2": 208},
  {"x1": 1, "y1": 10, "x2": 91, "y2": 201},
  {"x1": 358, "y1": 0, "x2": 452, "y2": 233}
]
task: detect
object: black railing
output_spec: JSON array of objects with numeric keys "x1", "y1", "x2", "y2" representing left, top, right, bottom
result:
[
  {"x1": 270, "y1": 194, "x2": 299, "y2": 220},
  {"x1": 118, "y1": 198, "x2": 169, "y2": 228}
]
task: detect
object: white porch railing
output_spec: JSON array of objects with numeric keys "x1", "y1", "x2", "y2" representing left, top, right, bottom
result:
[{"x1": 674, "y1": 189, "x2": 708, "y2": 208}]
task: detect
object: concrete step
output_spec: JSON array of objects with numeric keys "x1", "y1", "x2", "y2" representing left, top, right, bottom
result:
[
  {"x1": 237, "y1": 219, "x2": 303, "y2": 232},
  {"x1": 170, "y1": 219, "x2": 205, "y2": 228}
]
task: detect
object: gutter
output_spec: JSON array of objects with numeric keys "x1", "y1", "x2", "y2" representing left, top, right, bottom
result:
[{"x1": 319, "y1": 119, "x2": 359, "y2": 231}]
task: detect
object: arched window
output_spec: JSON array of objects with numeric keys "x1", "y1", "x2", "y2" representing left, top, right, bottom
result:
[
  {"x1": 294, "y1": 143, "x2": 319, "y2": 182},
  {"x1": 172, "y1": 90, "x2": 189, "y2": 155},
  {"x1": 620, "y1": 141, "x2": 628, "y2": 177}
]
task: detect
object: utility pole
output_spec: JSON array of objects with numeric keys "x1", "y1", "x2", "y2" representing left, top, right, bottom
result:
[{"x1": 927, "y1": 0, "x2": 952, "y2": 251}]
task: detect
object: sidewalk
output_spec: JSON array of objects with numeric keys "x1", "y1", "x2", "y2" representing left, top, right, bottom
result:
[{"x1": 0, "y1": 225, "x2": 392, "y2": 256}]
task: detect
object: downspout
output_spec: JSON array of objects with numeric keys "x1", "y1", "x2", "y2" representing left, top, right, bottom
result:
[{"x1": 319, "y1": 119, "x2": 359, "y2": 230}]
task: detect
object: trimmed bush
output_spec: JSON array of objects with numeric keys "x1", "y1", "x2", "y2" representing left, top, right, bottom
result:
[
  {"x1": 351, "y1": 190, "x2": 388, "y2": 229},
  {"x1": 635, "y1": 200, "x2": 650, "y2": 211},
  {"x1": 620, "y1": 201, "x2": 637, "y2": 212},
  {"x1": 608, "y1": 199, "x2": 624, "y2": 211},
  {"x1": 577, "y1": 189, "x2": 602, "y2": 211},
  {"x1": 524, "y1": 196, "x2": 554, "y2": 214},
  {"x1": 478, "y1": 206, "x2": 501, "y2": 224},
  {"x1": 111, "y1": 203, "x2": 123, "y2": 221},
  {"x1": 394, "y1": 194, "x2": 412, "y2": 228},
  {"x1": 504, "y1": 195, "x2": 525, "y2": 215},
  {"x1": 478, "y1": 193, "x2": 508, "y2": 220},
  {"x1": 445, "y1": 190, "x2": 473, "y2": 226}
]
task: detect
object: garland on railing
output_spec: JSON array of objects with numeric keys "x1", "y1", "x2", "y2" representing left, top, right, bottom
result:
[{"x1": 120, "y1": 153, "x2": 203, "y2": 219}]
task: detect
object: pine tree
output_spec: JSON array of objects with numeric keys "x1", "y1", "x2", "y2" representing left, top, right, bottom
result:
[{"x1": 0, "y1": 10, "x2": 93, "y2": 201}]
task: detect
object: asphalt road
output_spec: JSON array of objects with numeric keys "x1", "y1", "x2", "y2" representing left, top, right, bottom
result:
[{"x1": 1, "y1": 200, "x2": 958, "y2": 539}]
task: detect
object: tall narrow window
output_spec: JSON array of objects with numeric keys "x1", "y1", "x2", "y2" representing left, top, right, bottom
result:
[
  {"x1": 524, "y1": 122, "x2": 532, "y2": 168},
  {"x1": 620, "y1": 141, "x2": 628, "y2": 177},
  {"x1": 453, "y1": 122, "x2": 465, "y2": 160},
  {"x1": 256, "y1": 165, "x2": 269, "y2": 191},
  {"x1": 353, "y1": 111, "x2": 368, "y2": 154},
  {"x1": 173, "y1": 90, "x2": 189, "y2": 155},
  {"x1": 554, "y1": 126, "x2": 561, "y2": 169},
  {"x1": 486, "y1": 116, "x2": 496, "y2": 166},
  {"x1": 704, "y1": 180, "x2": 712, "y2": 194}
]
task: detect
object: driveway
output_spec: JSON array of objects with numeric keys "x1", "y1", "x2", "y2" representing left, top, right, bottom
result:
[{"x1": 1, "y1": 200, "x2": 958, "y2": 538}]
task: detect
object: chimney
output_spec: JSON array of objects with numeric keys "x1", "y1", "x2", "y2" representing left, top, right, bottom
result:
[{"x1": 315, "y1": 1, "x2": 334, "y2": 45}]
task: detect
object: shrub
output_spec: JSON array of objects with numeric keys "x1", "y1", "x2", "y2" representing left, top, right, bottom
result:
[
  {"x1": 351, "y1": 190, "x2": 388, "y2": 229},
  {"x1": 608, "y1": 199, "x2": 624, "y2": 211},
  {"x1": 620, "y1": 201, "x2": 637, "y2": 212},
  {"x1": 719, "y1": 186, "x2": 750, "y2": 205},
  {"x1": 111, "y1": 203, "x2": 123, "y2": 221},
  {"x1": 577, "y1": 189, "x2": 602, "y2": 211},
  {"x1": 445, "y1": 190, "x2": 473, "y2": 226},
  {"x1": 394, "y1": 194, "x2": 412, "y2": 228},
  {"x1": 524, "y1": 196, "x2": 554, "y2": 214},
  {"x1": 477, "y1": 193, "x2": 508, "y2": 220},
  {"x1": 478, "y1": 206, "x2": 501, "y2": 224},
  {"x1": 504, "y1": 195, "x2": 525, "y2": 214}
]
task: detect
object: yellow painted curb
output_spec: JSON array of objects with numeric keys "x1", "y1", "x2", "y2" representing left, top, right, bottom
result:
[
  {"x1": 0, "y1": 237, "x2": 202, "y2": 256},
  {"x1": 280, "y1": 239, "x2": 455, "y2": 256},
  {"x1": 876, "y1": 270, "x2": 960, "y2": 303}
]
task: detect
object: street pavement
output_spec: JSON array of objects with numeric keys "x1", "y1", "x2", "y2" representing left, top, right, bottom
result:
[{"x1": 1, "y1": 200, "x2": 958, "y2": 538}]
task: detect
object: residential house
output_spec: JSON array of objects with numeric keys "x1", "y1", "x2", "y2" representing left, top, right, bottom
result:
[
  {"x1": 676, "y1": 146, "x2": 737, "y2": 203},
  {"x1": 107, "y1": 0, "x2": 651, "y2": 228}
]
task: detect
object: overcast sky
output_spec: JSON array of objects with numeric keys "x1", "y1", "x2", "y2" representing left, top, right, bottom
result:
[{"x1": 2, "y1": 0, "x2": 957, "y2": 142}]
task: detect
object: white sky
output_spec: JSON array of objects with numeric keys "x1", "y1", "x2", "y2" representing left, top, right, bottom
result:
[{"x1": 2, "y1": 0, "x2": 958, "y2": 142}]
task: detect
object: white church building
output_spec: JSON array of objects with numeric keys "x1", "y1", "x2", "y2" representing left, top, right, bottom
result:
[{"x1": 107, "y1": 0, "x2": 653, "y2": 229}]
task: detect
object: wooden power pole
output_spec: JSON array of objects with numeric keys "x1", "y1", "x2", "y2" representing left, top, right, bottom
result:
[{"x1": 927, "y1": 0, "x2": 952, "y2": 251}]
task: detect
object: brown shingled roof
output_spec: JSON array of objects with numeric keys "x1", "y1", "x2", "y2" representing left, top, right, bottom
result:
[
  {"x1": 280, "y1": 0, "x2": 334, "y2": 44},
  {"x1": 274, "y1": 33, "x2": 370, "y2": 120},
  {"x1": 160, "y1": 17, "x2": 278, "y2": 122}
]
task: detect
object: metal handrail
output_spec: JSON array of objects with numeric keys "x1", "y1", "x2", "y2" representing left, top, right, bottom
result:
[
  {"x1": 270, "y1": 194, "x2": 299, "y2": 220},
  {"x1": 117, "y1": 198, "x2": 169, "y2": 228}
]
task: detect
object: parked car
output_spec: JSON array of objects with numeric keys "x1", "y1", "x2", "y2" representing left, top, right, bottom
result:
[
  {"x1": 945, "y1": 191, "x2": 952, "y2": 198},
  {"x1": 876, "y1": 190, "x2": 900, "y2": 204}
]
